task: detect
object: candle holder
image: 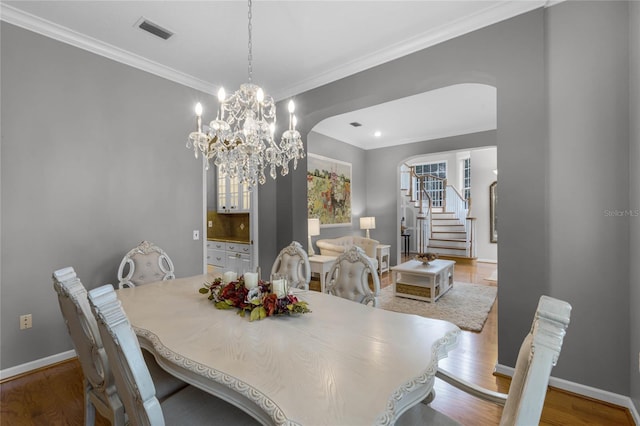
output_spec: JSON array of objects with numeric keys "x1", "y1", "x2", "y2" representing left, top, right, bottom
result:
[{"x1": 270, "y1": 273, "x2": 289, "y2": 299}]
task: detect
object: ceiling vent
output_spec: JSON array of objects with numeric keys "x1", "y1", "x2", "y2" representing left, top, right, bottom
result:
[
  {"x1": 349, "y1": 122, "x2": 362, "y2": 127},
  {"x1": 137, "y1": 18, "x2": 173, "y2": 40}
]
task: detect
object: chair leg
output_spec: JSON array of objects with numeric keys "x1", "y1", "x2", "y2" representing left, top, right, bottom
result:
[
  {"x1": 84, "y1": 382, "x2": 96, "y2": 426},
  {"x1": 421, "y1": 388, "x2": 436, "y2": 405}
]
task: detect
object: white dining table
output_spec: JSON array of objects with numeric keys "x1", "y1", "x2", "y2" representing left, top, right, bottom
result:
[{"x1": 116, "y1": 274, "x2": 460, "y2": 426}]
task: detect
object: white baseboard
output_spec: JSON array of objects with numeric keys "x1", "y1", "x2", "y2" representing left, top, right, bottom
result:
[
  {"x1": 495, "y1": 363, "x2": 640, "y2": 424},
  {"x1": 476, "y1": 259, "x2": 498, "y2": 264},
  {"x1": 0, "y1": 349, "x2": 76, "y2": 381}
]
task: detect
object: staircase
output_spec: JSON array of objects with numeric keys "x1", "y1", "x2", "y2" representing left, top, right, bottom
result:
[
  {"x1": 428, "y1": 211, "x2": 471, "y2": 259},
  {"x1": 401, "y1": 164, "x2": 477, "y2": 263}
]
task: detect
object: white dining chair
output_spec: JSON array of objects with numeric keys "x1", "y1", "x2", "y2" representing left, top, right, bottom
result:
[
  {"x1": 117, "y1": 240, "x2": 175, "y2": 288},
  {"x1": 325, "y1": 246, "x2": 380, "y2": 306},
  {"x1": 53, "y1": 267, "x2": 124, "y2": 426},
  {"x1": 396, "y1": 295, "x2": 572, "y2": 426},
  {"x1": 88, "y1": 283, "x2": 260, "y2": 426},
  {"x1": 270, "y1": 241, "x2": 311, "y2": 290},
  {"x1": 53, "y1": 267, "x2": 188, "y2": 426}
]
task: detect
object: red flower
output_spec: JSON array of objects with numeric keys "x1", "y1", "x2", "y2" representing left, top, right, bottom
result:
[
  {"x1": 262, "y1": 294, "x2": 278, "y2": 316},
  {"x1": 219, "y1": 282, "x2": 249, "y2": 308}
]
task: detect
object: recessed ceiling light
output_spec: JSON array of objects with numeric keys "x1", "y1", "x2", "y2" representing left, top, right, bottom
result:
[{"x1": 374, "y1": 131, "x2": 382, "y2": 137}]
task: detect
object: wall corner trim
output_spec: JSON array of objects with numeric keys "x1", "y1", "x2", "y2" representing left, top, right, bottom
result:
[
  {"x1": 495, "y1": 363, "x2": 640, "y2": 424},
  {"x1": 0, "y1": 350, "x2": 76, "y2": 382}
]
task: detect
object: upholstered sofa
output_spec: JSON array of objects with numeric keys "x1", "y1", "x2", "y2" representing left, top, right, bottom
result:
[{"x1": 316, "y1": 236, "x2": 379, "y2": 269}]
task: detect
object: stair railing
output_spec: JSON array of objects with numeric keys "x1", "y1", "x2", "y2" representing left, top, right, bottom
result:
[
  {"x1": 446, "y1": 185, "x2": 468, "y2": 225},
  {"x1": 445, "y1": 185, "x2": 477, "y2": 257},
  {"x1": 406, "y1": 165, "x2": 433, "y2": 253}
]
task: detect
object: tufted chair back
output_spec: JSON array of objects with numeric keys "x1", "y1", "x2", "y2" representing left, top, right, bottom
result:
[
  {"x1": 326, "y1": 246, "x2": 380, "y2": 306},
  {"x1": 270, "y1": 241, "x2": 311, "y2": 290},
  {"x1": 117, "y1": 241, "x2": 175, "y2": 289}
]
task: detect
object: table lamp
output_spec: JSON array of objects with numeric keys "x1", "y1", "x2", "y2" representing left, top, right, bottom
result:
[
  {"x1": 360, "y1": 216, "x2": 376, "y2": 239},
  {"x1": 308, "y1": 218, "x2": 320, "y2": 256}
]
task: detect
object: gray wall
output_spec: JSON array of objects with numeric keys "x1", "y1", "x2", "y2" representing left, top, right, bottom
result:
[
  {"x1": 1, "y1": 23, "x2": 207, "y2": 368},
  {"x1": 630, "y1": 0, "x2": 640, "y2": 410},
  {"x1": 281, "y1": 3, "x2": 635, "y2": 397},
  {"x1": 546, "y1": 0, "x2": 630, "y2": 393}
]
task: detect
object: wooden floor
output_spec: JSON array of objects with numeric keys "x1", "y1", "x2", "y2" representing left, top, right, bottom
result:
[
  {"x1": 382, "y1": 259, "x2": 634, "y2": 426},
  {"x1": 1, "y1": 260, "x2": 634, "y2": 425}
]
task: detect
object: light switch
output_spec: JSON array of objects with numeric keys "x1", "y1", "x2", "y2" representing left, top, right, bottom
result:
[{"x1": 193, "y1": 230, "x2": 200, "y2": 240}]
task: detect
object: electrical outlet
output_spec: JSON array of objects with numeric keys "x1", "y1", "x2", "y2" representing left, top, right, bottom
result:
[
  {"x1": 20, "y1": 314, "x2": 32, "y2": 330},
  {"x1": 208, "y1": 220, "x2": 213, "y2": 228},
  {"x1": 193, "y1": 230, "x2": 200, "y2": 240}
]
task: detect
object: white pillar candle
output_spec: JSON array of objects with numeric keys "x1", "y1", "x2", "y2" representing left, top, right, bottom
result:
[
  {"x1": 222, "y1": 271, "x2": 237, "y2": 284},
  {"x1": 244, "y1": 272, "x2": 258, "y2": 290},
  {"x1": 272, "y1": 279, "x2": 286, "y2": 298}
]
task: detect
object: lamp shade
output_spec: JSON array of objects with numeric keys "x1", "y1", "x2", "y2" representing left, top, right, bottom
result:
[
  {"x1": 360, "y1": 217, "x2": 376, "y2": 230},
  {"x1": 308, "y1": 218, "x2": 320, "y2": 236}
]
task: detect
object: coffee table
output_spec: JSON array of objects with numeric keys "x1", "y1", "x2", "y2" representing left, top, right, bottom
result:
[{"x1": 392, "y1": 259, "x2": 455, "y2": 302}]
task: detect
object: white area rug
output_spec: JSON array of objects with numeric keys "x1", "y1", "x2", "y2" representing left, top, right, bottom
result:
[{"x1": 377, "y1": 282, "x2": 497, "y2": 332}]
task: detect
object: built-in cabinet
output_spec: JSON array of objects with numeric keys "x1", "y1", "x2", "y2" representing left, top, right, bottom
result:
[
  {"x1": 207, "y1": 240, "x2": 252, "y2": 273},
  {"x1": 217, "y1": 173, "x2": 251, "y2": 213},
  {"x1": 206, "y1": 166, "x2": 257, "y2": 274}
]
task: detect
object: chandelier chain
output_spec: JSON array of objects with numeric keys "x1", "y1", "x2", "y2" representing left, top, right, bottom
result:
[{"x1": 247, "y1": 0, "x2": 253, "y2": 83}]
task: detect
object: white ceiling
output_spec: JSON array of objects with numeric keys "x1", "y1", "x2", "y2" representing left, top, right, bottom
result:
[
  {"x1": 313, "y1": 83, "x2": 497, "y2": 149},
  {"x1": 1, "y1": 1, "x2": 542, "y2": 148}
]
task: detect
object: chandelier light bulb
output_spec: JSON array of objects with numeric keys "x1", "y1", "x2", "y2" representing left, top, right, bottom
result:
[
  {"x1": 288, "y1": 100, "x2": 295, "y2": 114},
  {"x1": 270, "y1": 122, "x2": 276, "y2": 136},
  {"x1": 293, "y1": 115, "x2": 298, "y2": 128},
  {"x1": 256, "y1": 87, "x2": 264, "y2": 103},
  {"x1": 217, "y1": 88, "x2": 226, "y2": 102},
  {"x1": 195, "y1": 102, "x2": 203, "y2": 117}
]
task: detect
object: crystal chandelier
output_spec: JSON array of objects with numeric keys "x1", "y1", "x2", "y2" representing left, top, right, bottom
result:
[{"x1": 187, "y1": 0, "x2": 304, "y2": 190}]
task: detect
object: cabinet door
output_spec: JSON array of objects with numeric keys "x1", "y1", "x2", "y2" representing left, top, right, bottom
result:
[
  {"x1": 238, "y1": 180, "x2": 251, "y2": 212},
  {"x1": 226, "y1": 242, "x2": 252, "y2": 273},
  {"x1": 217, "y1": 167, "x2": 251, "y2": 213},
  {"x1": 226, "y1": 252, "x2": 251, "y2": 275},
  {"x1": 217, "y1": 172, "x2": 229, "y2": 213}
]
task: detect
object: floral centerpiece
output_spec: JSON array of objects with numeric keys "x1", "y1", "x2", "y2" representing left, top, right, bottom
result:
[{"x1": 199, "y1": 275, "x2": 311, "y2": 321}]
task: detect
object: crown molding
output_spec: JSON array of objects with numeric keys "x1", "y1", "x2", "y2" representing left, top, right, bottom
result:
[
  {"x1": 0, "y1": 3, "x2": 215, "y2": 94},
  {"x1": 2, "y1": 1, "x2": 549, "y2": 100},
  {"x1": 275, "y1": 1, "x2": 547, "y2": 100}
]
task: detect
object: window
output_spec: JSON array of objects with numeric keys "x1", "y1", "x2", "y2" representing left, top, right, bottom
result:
[
  {"x1": 414, "y1": 161, "x2": 446, "y2": 207},
  {"x1": 463, "y1": 158, "x2": 471, "y2": 201}
]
